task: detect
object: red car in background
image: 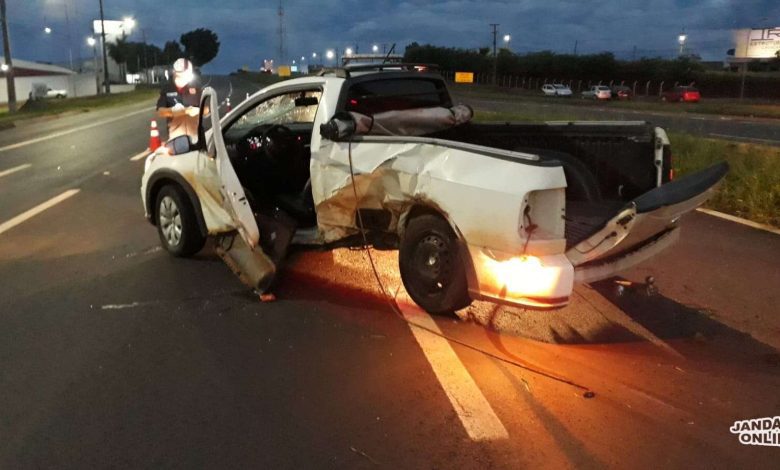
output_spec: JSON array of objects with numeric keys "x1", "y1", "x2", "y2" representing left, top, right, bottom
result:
[{"x1": 662, "y1": 86, "x2": 701, "y2": 102}]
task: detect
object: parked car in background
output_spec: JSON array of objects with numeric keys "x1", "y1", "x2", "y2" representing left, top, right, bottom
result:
[
  {"x1": 30, "y1": 83, "x2": 68, "y2": 100},
  {"x1": 582, "y1": 85, "x2": 611, "y2": 100},
  {"x1": 662, "y1": 86, "x2": 700, "y2": 103},
  {"x1": 611, "y1": 85, "x2": 633, "y2": 100},
  {"x1": 542, "y1": 83, "x2": 573, "y2": 97}
]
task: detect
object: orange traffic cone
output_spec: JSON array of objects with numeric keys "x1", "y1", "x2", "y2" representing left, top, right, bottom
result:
[{"x1": 148, "y1": 120, "x2": 161, "y2": 151}]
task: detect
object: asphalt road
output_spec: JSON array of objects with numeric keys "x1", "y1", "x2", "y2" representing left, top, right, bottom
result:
[
  {"x1": 455, "y1": 93, "x2": 780, "y2": 146},
  {"x1": 0, "y1": 75, "x2": 778, "y2": 469}
]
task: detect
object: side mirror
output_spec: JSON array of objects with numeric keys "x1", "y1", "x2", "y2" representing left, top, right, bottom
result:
[{"x1": 165, "y1": 135, "x2": 193, "y2": 155}]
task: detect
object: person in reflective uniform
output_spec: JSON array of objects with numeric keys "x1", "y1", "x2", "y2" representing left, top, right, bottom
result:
[{"x1": 156, "y1": 58, "x2": 202, "y2": 140}]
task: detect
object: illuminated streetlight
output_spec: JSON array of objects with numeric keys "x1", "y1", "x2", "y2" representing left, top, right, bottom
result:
[
  {"x1": 325, "y1": 50, "x2": 334, "y2": 60},
  {"x1": 345, "y1": 47, "x2": 353, "y2": 56},
  {"x1": 678, "y1": 32, "x2": 687, "y2": 56},
  {"x1": 503, "y1": 34, "x2": 511, "y2": 43},
  {"x1": 123, "y1": 17, "x2": 136, "y2": 34},
  {"x1": 44, "y1": 27, "x2": 52, "y2": 34},
  {"x1": 301, "y1": 56, "x2": 305, "y2": 61},
  {"x1": 1, "y1": 63, "x2": 8, "y2": 72},
  {"x1": 86, "y1": 36, "x2": 96, "y2": 47},
  {"x1": 372, "y1": 44, "x2": 379, "y2": 53},
  {"x1": 312, "y1": 52, "x2": 317, "y2": 59}
]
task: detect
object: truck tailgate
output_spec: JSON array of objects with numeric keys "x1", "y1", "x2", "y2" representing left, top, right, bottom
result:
[{"x1": 566, "y1": 161, "x2": 729, "y2": 267}]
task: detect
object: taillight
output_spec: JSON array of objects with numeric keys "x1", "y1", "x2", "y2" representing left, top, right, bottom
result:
[{"x1": 663, "y1": 146, "x2": 674, "y2": 182}]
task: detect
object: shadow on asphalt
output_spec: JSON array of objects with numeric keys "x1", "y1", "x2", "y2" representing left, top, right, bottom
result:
[{"x1": 591, "y1": 276, "x2": 780, "y2": 366}]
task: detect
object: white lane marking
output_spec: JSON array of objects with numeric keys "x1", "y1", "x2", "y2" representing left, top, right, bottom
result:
[
  {"x1": 400, "y1": 304, "x2": 509, "y2": 441},
  {"x1": 696, "y1": 208, "x2": 780, "y2": 236},
  {"x1": 708, "y1": 133, "x2": 780, "y2": 145},
  {"x1": 130, "y1": 149, "x2": 150, "y2": 161},
  {"x1": 0, "y1": 106, "x2": 154, "y2": 154},
  {"x1": 101, "y1": 302, "x2": 142, "y2": 310},
  {"x1": 0, "y1": 163, "x2": 31, "y2": 178},
  {"x1": 0, "y1": 189, "x2": 80, "y2": 236}
]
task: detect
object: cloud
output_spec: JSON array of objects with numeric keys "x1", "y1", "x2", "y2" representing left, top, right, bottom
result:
[{"x1": 7, "y1": 0, "x2": 780, "y2": 71}]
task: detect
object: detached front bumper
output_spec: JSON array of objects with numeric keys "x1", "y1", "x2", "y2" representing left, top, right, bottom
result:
[{"x1": 466, "y1": 245, "x2": 574, "y2": 309}]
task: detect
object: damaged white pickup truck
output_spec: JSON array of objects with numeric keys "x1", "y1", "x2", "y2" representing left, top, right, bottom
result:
[{"x1": 141, "y1": 64, "x2": 728, "y2": 314}]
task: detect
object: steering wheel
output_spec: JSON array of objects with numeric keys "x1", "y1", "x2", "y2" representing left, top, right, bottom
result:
[{"x1": 261, "y1": 124, "x2": 295, "y2": 162}]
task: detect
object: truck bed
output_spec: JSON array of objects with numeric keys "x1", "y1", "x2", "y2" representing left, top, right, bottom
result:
[{"x1": 428, "y1": 121, "x2": 662, "y2": 202}]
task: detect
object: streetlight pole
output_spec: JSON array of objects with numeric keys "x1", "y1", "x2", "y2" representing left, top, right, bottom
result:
[
  {"x1": 99, "y1": 0, "x2": 110, "y2": 93},
  {"x1": 490, "y1": 23, "x2": 499, "y2": 85},
  {"x1": 678, "y1": 32, "x2": 687, "y2": 57},
  {"x1": 88, "y1": 36, "x2": 99, "y2": 94},
  {"x1": 0, "y1": 0, "x2": 15, "y2": 112}
]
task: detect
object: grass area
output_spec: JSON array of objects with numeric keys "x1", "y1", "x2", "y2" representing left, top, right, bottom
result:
[
  {"x1": 452, "y1": 84, "x2": 780, "y2": 120},
  {"x1": 0, "y1": 88, "x2": 158, "y2": 127},
  {"x1": 669, "y1": 133, "x2": 780, "y2": 227},
  {"x1": 473, "y1": 110, "x2": 780, "y2": 228}
]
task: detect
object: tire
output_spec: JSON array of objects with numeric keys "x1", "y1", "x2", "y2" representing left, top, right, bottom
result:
[
  {"x1": 155, "y1": 185, "x2": 206, "y2": 257},
  {"x1": 399, "y1": 214, "x2": 471, "y2": 314}
]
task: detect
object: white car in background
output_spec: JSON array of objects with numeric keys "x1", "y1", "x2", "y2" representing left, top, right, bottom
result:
[
  {"x1": 541, "y1": 83, "x2": 573, "y2": 97},
  {"x1": 582, "y1": 85, "x2": 611, "y2": 100}
]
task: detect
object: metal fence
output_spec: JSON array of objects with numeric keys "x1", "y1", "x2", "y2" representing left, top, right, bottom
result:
[{"x1": 439, "y1": 70, "x2": 780, "y2": 100}]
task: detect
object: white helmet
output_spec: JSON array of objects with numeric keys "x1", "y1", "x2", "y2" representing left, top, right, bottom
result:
[{"x1": 173, "y1": 58, "x2": 192, "y2": 74}]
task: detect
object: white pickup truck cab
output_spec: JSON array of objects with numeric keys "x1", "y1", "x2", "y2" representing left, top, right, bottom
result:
[{"x1": 141, "y1": 65, "x2": 727, "y2": 314}]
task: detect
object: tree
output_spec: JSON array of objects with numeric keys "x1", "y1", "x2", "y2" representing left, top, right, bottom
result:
[
  {"x1": 162, "y1": 40, "x2": 183, "y2": 64},
  {"x1": 180, "y1": 28, "x2": 220, "y2": 67}
]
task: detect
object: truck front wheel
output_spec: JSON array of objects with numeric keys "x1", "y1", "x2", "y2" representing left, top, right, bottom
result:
[
  {"x1": 155, "y1": 185, "x2": 206, "y2": 257},
  {"x1": 399, "y1": 214, "x2": 471, "y2": 315}
]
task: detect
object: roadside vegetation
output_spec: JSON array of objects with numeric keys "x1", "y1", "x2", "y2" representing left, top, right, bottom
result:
[
  {"x1": 0, "y1": 88, "x2": 158, "y2": 127},
  {"x1": 473, "y1": 110, "x2": 780, "y2": 228},
  {"x1": 452, "y1": 85, "x2": 780, "y2": 120},
  {"x1": 670, "y1": 133, "x2": 780, "y2": 227}
]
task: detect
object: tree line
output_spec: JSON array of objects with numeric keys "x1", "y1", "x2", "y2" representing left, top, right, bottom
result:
[
  {"x1": 107, "y1": 28, "x2": 220, "y2": 74},
  {"x1": 404, "y1": 42, "x2": 780, "y2": 99}
]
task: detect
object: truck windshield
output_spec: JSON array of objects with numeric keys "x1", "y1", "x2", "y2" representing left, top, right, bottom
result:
[{"x1": 345, "y1": 78, "x2": 451, "y2": 115}]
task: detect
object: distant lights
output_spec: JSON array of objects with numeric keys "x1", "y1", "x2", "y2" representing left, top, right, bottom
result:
[
  {"x1": 503, "y1": 34, "x2": 511, "y2": 43},
  {"x1": 345, "y1": 47, "x2": 353, "y2": 56},
  {"x1": 325, "y1": 50, "x2": 334, "y2": 59},
  {"x1": 372, "y1": 44, "x2": 379, "y2": 52},
  {"x1": 86, "y1": 36, "x2": 96, "y2": 47},
  {"x1": 44, "y1": 26, "x2": 52, "y2": 34},
  {"x1": 0, "y1": 63, "x2": 8, "y2": 72}
]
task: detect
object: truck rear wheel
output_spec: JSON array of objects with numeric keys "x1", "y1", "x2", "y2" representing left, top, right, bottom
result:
[{"x1": 399, "y1": 214, "x2": 471, "y2": 315}]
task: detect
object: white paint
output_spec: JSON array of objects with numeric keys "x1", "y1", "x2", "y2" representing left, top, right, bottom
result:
[
  {"x1": 0, "y1": 189, "x2": 80, "y2": 236},
  {"x1": 130, "y1": 150, "x2": 150, "y2": 161},
  {"x1": 697, "y1": 208, "x2": 780, "y2": 236},
  {"x1": 0, "y1": 107, "x2": 154, "y2": 154},
  {"x1": 400, "y1": 304, "x2": 509, "y2": 441},
  {"x1": 0, "y1": 163, "x2": 31, "y2": 179},
  {"x1": 708, "y1": 133, "x2": 780, "y2": 145},
  {"x1": 101, "y1": 302, "x2": 142, "y2": 310}
]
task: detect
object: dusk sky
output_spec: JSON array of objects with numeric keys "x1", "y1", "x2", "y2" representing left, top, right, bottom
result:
[{"x1": 7, "y1": 0, "x2": 780, "y2": 72}]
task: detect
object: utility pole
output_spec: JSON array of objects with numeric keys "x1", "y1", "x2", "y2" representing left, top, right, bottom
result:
[
  {"x1": 99, "y1": 0, "x2": 110, "y2": 93},
  {"x1": 0, "y1": 0, "x2": 15, "y2": 112},
  {"x1": 573, "y1": 40, "x2": 578, "y2": 56},
  {"x1": 490, "y1": 23, "x2": 498, "y2": 85},
  {"x1": 277, "y1": 0, "x2": 285, "y2": 65},
  {"x1": 142, "y1": 29, "x2": 148, "y2": 83},
  {"x1": 631, "y1": 45, "x2": 637, "y2": 61}
]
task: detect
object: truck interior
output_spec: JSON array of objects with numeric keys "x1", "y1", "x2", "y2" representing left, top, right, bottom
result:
[{"x1": 223, "y1": 90, "x2": 322, "y2": 229}]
